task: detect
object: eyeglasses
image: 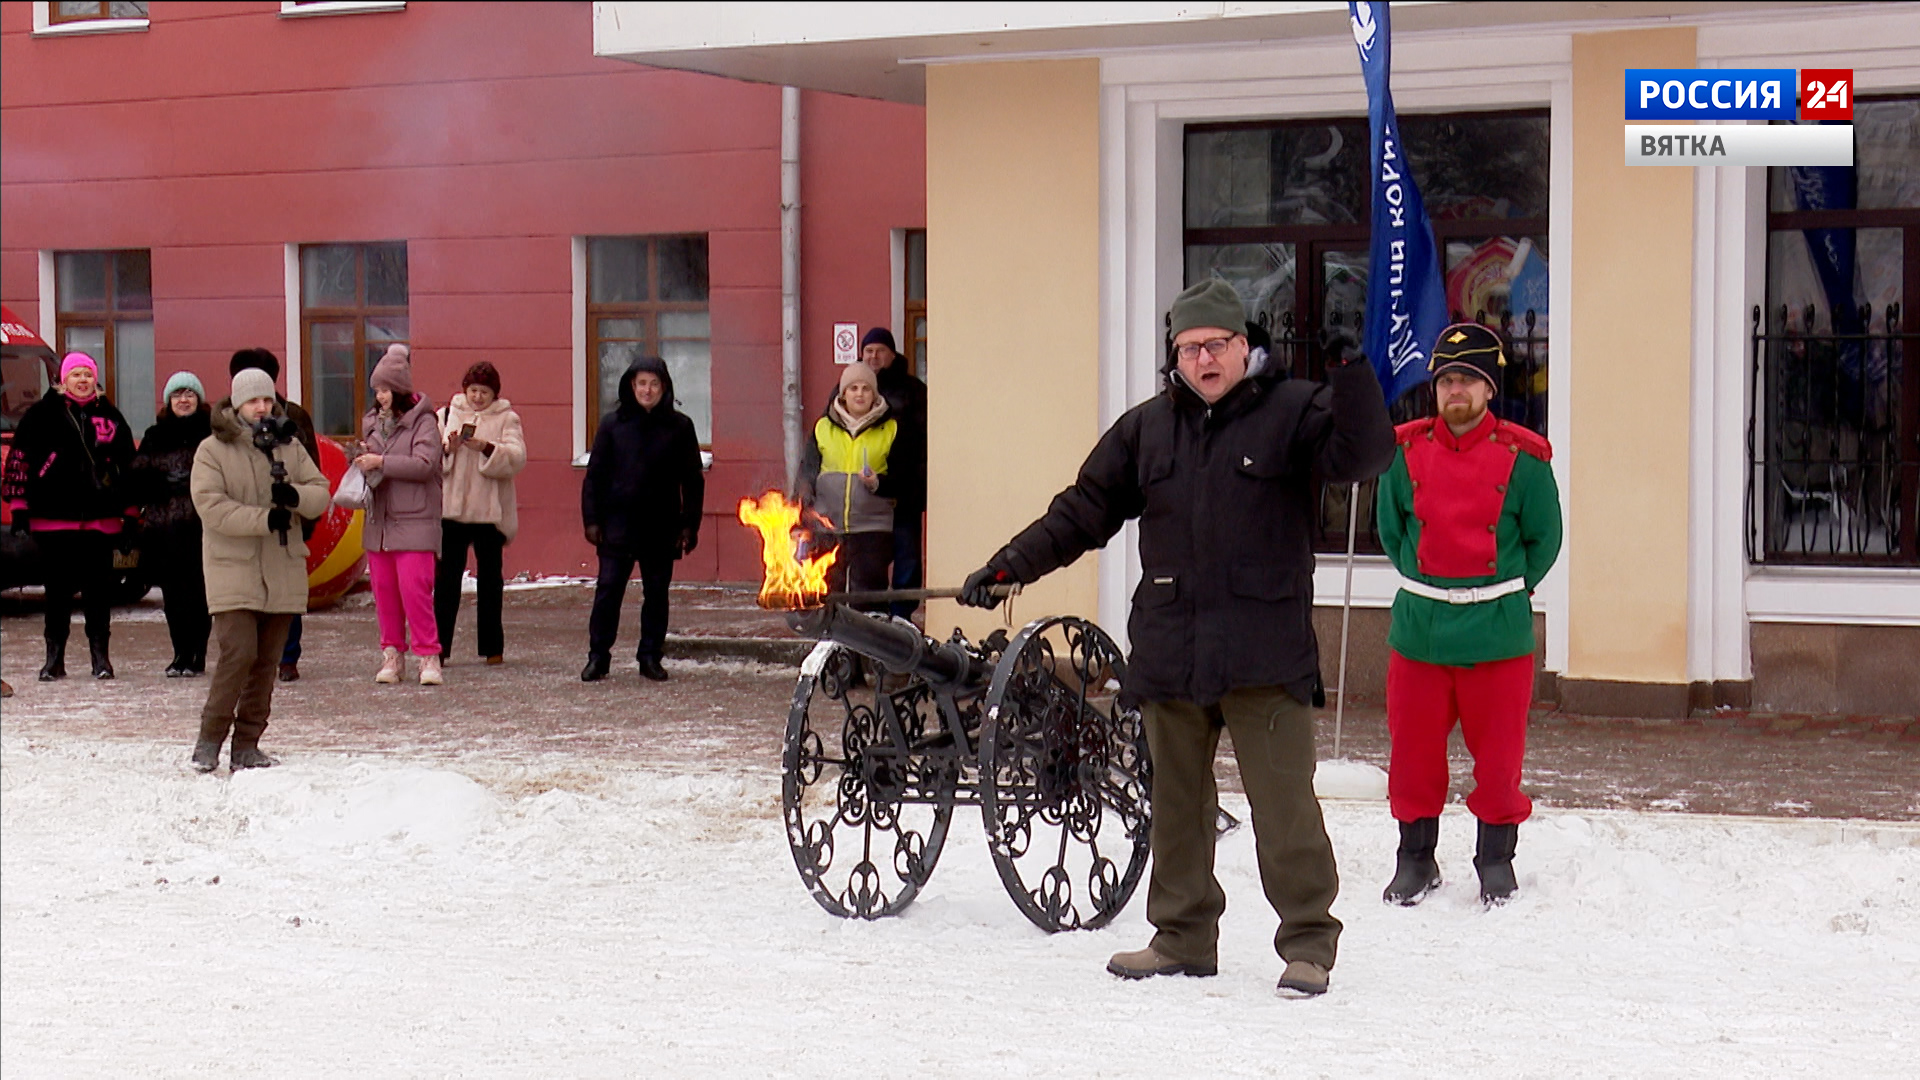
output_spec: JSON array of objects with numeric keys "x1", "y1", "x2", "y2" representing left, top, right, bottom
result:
[{"x1": 1174, "y1": 336, "x2": 1239, "y2": 363}]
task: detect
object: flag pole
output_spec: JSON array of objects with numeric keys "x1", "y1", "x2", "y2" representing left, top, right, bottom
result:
[{"x1": 1334, "y1": 481, "x2": 1360, "y2": 759}]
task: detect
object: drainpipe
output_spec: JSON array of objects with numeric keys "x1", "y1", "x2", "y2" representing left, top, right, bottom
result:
[{"x1": 781, "y1": 86, "x2": 803, "y2": 493}]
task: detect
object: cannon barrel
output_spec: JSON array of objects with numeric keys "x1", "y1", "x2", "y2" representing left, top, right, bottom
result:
[{"x1": 786, "y1": 604, "x2": 985, "y2": 688}]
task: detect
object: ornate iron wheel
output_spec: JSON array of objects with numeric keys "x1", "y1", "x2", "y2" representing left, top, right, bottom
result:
[
  {"x1": 979, "y1": 616, "x2": 1152, "y2": 932},
  {"x1": 782, "y1": 641, "x2": 956, "y2": 919}
]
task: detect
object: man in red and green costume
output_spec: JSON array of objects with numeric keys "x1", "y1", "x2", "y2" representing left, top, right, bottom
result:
[{"x1": 1375, "y1": 322, "x2": 1562, "y2": 907}]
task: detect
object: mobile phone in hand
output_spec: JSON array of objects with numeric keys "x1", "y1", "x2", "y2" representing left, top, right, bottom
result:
[{"x1": 460, "y1": 423, "x2": 476, "y2": 440}]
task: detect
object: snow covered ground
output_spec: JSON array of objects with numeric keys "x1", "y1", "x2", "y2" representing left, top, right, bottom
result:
[{"x1": 3, "y1": 731, "x2": 1915, "y2": 1078}]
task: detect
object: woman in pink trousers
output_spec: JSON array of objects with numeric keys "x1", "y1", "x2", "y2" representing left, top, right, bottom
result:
[{"x1": 353, "y1": 345, "x2": 446, "y2": 685}]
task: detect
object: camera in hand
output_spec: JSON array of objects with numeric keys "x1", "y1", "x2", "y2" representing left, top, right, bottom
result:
[
  {"x1": 250, "y1": 414, "x2": 300, "y2": 454},
  {"x1": 250, "y1": 415, "x2": 301, "y2": 546}
]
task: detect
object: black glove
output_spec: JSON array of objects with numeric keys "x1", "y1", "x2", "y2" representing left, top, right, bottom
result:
[
  {"x1": 583, "y1": 523, "x2": 603, "y2": 548},
  {"x1": 270, "y1": 481, "x2": 300, "y2": 508},
  {"x1": 1319, "y1": 323, "x2": 1365, "y2": 367},
  {"x1": 266, "y1": 506, "x2": 293, "y2": 535},
  {"x1": 960, "y1": 565, "x2": 1013, "y2": 610},
  {"x1": 9, "y1": 512, "x2": 27, "y2": 536},
  {"x1": 678, "y1": 527, "x2": 699, "y2": 556}
]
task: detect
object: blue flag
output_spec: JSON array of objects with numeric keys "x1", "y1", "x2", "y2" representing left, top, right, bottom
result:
[{"x1": 1349, "y1": 2, "x2": 1448, "y2": 406}]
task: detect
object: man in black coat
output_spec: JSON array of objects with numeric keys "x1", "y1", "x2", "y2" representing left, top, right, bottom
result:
[
  {"x1": 580, "y1": 355, "x2": 705, "y2": 682},
  {"x1": 858, "y1": 328, "x2": 928, "y2": 620},
  {"x1": 960, "y1": 279, "x2": 1395, "y2": 998}
]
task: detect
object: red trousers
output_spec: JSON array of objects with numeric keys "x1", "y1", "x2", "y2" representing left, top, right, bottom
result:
[{"x1": 1386, "y1": 650, "x2": 1534, "y2": 825}]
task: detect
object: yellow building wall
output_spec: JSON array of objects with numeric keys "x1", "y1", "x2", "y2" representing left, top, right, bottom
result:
[
  {"x1": 1566, "y1": 27, "x2": 1697, "y2": 687},
  {"x1": 923, "y1": 60, "x2": 1104, "y2": 638}
]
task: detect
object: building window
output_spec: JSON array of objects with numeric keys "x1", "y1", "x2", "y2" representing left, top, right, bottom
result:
[
  {"x1": 48, "y1": 1, "x2": 146, "y2": 24},
  {"x1": 278, "y1": 1, "x2": 407, "y2": 17},
  {"x1": 55, "y1": 250, "x2": 154, "y2": 418},
  {"x1": 904, "y1": 229, "x2": 928, "y2": 381},
  {"x1": 299, "y1": 242, "x2": 408, "y2": 437},
  {"x1": 1184, "y1": 109, "x2": 1551, "y2": 554},
  {"x1": 1751, "y1": 96, "x2": 1920, "y2": 567},
  {"x1": 586, "y1": 235, "x2": 711, "y2": 445}
]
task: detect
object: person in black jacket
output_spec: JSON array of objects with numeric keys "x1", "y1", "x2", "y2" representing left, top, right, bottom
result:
[
  {"x1": 579, "y1": 356, "x2": 704, "y2": 683},
  {"x1": 131, "y1": 371, "x2": 214, "y2": 676},
  {"x1": 858, "y1": 328, "x2": 928, "y2": 621},
  {"x1": 1, "y1": 352, "x2": 140, "y2": 680},
  {"x1": 959, "y1": 279, "x2": 1395, "y2": 998}
]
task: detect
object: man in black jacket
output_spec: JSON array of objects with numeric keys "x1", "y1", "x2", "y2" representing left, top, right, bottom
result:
[
  {"x1": 580, "y1": 356, "x2": 705, "y2": 683},
  {"x1": 858, "y1": 328, "x2": 928, "y2": 620},
  {"x1": 960, "y1": 279, "x2": 1394, "y2": 997}
]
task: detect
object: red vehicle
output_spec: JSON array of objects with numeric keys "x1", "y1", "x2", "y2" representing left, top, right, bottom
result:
[{"x1": 0, "y1": 306, "x2": 147, "y2": 598}]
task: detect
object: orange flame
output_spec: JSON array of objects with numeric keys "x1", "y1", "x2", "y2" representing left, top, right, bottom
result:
[{"x1": 737, "y1": 491, "x2": 838, "y2": 610}]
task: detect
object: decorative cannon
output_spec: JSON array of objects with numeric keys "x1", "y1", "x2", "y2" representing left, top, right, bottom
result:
[{"x1": 781, "y1": 601, "x2": 1153, "y2": 932}]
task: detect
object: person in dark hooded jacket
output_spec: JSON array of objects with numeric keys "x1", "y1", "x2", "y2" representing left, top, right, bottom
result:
[
  {"x1": 579, "y1": 356, "x2": 705, "y2": 683},
  {"x1": 131, "y1": 371, "x2": 214, "y2": 676},
  {"x1": 2, "y1": 352, "x2": 138, "y2": 680}
]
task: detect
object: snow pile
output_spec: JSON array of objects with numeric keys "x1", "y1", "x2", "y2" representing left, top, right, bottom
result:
[
  {"x1": 1313, "y1": 756, "x2": 1389, "y2": 800},
  {"x1": 3, "y1": 733, "x2": 1915, "y2": 1077}
]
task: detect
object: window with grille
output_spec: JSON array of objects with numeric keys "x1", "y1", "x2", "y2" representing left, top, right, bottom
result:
[
  {"x1": 299, "y1": 242, "x2": 409, "y2": 437},
  {"x1": 1184, "y1": 109, "x2": 1551, "y2": 554},
  {"x1": 1751, "y1": 96, "x2": 1920, "y2": 567},
  {"x1": 586, "y1": 235, "x2": 711, "y2": 445},
  {"x1": 55, "y1": 250, "x2": 154, "y2": 419}
]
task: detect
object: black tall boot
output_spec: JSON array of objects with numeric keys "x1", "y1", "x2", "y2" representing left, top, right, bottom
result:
[
  {"x1": 190, "y1": 717, "x2": 231, "y2": 774},
  {"x1": 88, "y1": 635, "x2": 114, "y2": 680},
  {"x1": 1382, "y1": 816, "x2": 1443, "y2": 906},
  {"x1": 39, "y1": 637, "x2": 67, "y2": 681},
  {"x1": 1474, "y1": 820, "x2": 1521, "y2": 906}
]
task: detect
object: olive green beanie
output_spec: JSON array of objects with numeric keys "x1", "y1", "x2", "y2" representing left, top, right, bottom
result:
[{"x1": 1168, "y1": 278, "x2": 1247, "y2": 339}]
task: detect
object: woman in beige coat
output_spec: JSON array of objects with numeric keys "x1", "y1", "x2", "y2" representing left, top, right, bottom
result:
[
  {"x1": 434, "y1": 361, "x2": 527, "y2": 664},
  {"x1": 188, "y1": 368, "x2": 330, "y2": 772}
]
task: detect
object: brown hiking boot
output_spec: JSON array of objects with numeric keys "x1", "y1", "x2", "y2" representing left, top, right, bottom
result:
[
  {"x1": 1276, "y1": 960, "x2": 1330, "y2": 998},
  {"x1": 1106, "y1": 946, "x2": 1216, "y2": 980}
]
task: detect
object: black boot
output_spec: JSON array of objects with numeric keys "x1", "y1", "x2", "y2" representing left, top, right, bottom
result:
[
  {"x1": 580, "y1": 654, "x2": 611, "y2": 682},
  {"x1": 190, "y1": 718, "x2": 230, "y2": 774},
  {"x1": 1382, "y1": 816, "x2": 1443, "y2": 906},
  {"x1": 39, "y1": 638, "x2": 67, "y2": 681},
  {"x1": 1474, "y1": 821, "x2": 1521, "y2": 906},
  {"x1": 230, "y1": 742, "x2": 279, "y2": 770},
  {"x1": 166, "y1": 655, "x2": 190, "y2": 678},
  {"x1": 637, "y1": 655, "x2": 669, "y2": 682},
  {"x1": 89, "y1": 637, "x2": 114, "y2": 680}
]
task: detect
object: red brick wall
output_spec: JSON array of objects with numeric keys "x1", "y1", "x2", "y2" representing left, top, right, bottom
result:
[{"x1": 0, "y1": 1, "x2": 925, "y2": 582}]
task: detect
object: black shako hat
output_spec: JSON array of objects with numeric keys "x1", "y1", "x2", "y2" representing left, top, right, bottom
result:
[{"x1": 1428, "y1": 322, "x2": 1506, "y2": 391}]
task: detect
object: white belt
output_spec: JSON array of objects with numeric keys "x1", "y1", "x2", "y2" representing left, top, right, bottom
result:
[{"x1": 1399, "y1": 577, "x2": 1527, "y2": 605}]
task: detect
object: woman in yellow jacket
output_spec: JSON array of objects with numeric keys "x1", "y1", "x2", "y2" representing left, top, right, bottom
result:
[{"x1": 797, "y1": 362, "x2": 903, "y2": 611}]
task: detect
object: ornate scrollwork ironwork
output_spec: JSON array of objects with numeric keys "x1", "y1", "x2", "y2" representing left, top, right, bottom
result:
[
  {"x1": 782, "y1": 645, "x2": 956, "y2": 920},
  {"x1": 979, "y1": 616, "x2": 1152, "y2": 932}
]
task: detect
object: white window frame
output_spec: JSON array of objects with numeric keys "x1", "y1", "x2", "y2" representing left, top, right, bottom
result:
[
  {"x1": 278, "y1": 1, "x2": 406, "y2": 17},
  {"x1": 32, "y1": 1, "x2": 148, "y2": 36},
  {"x1": 1697, "y1": 8, "x2": 1920, "y2": 647},
  {"x1": 1096, "y1": 27, "x2": 1577, "y2": 672}
]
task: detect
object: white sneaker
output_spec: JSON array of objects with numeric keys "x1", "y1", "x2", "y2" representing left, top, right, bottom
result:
[
  {"x1": 374, "y1": 647, "x2": 403, "y2": 684},
  {"x1": 419, "y1": 654, "x2": 444, "y2": 686}
]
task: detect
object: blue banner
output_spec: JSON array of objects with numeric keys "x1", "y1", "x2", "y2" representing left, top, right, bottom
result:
[
  {"x1": 1625, "y1": 68, "x2": 1797, "y2": 120},
  {"x1": 1349, "y1": 2, "x2": 1446, "y2": 406}
]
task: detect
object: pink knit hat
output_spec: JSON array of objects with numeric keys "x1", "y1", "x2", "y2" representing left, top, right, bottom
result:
[
  {"x1": 370, "y1": 343, "x2": 413, "y2": 395},
  {"x1": 59, "y1": 352, "x2": 98, "y2": 381}
]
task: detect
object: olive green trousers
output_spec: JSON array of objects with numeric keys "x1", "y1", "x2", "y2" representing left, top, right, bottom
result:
[{"x1": 1142, "y1": 686, "x2": 1342, "y2": 969}]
